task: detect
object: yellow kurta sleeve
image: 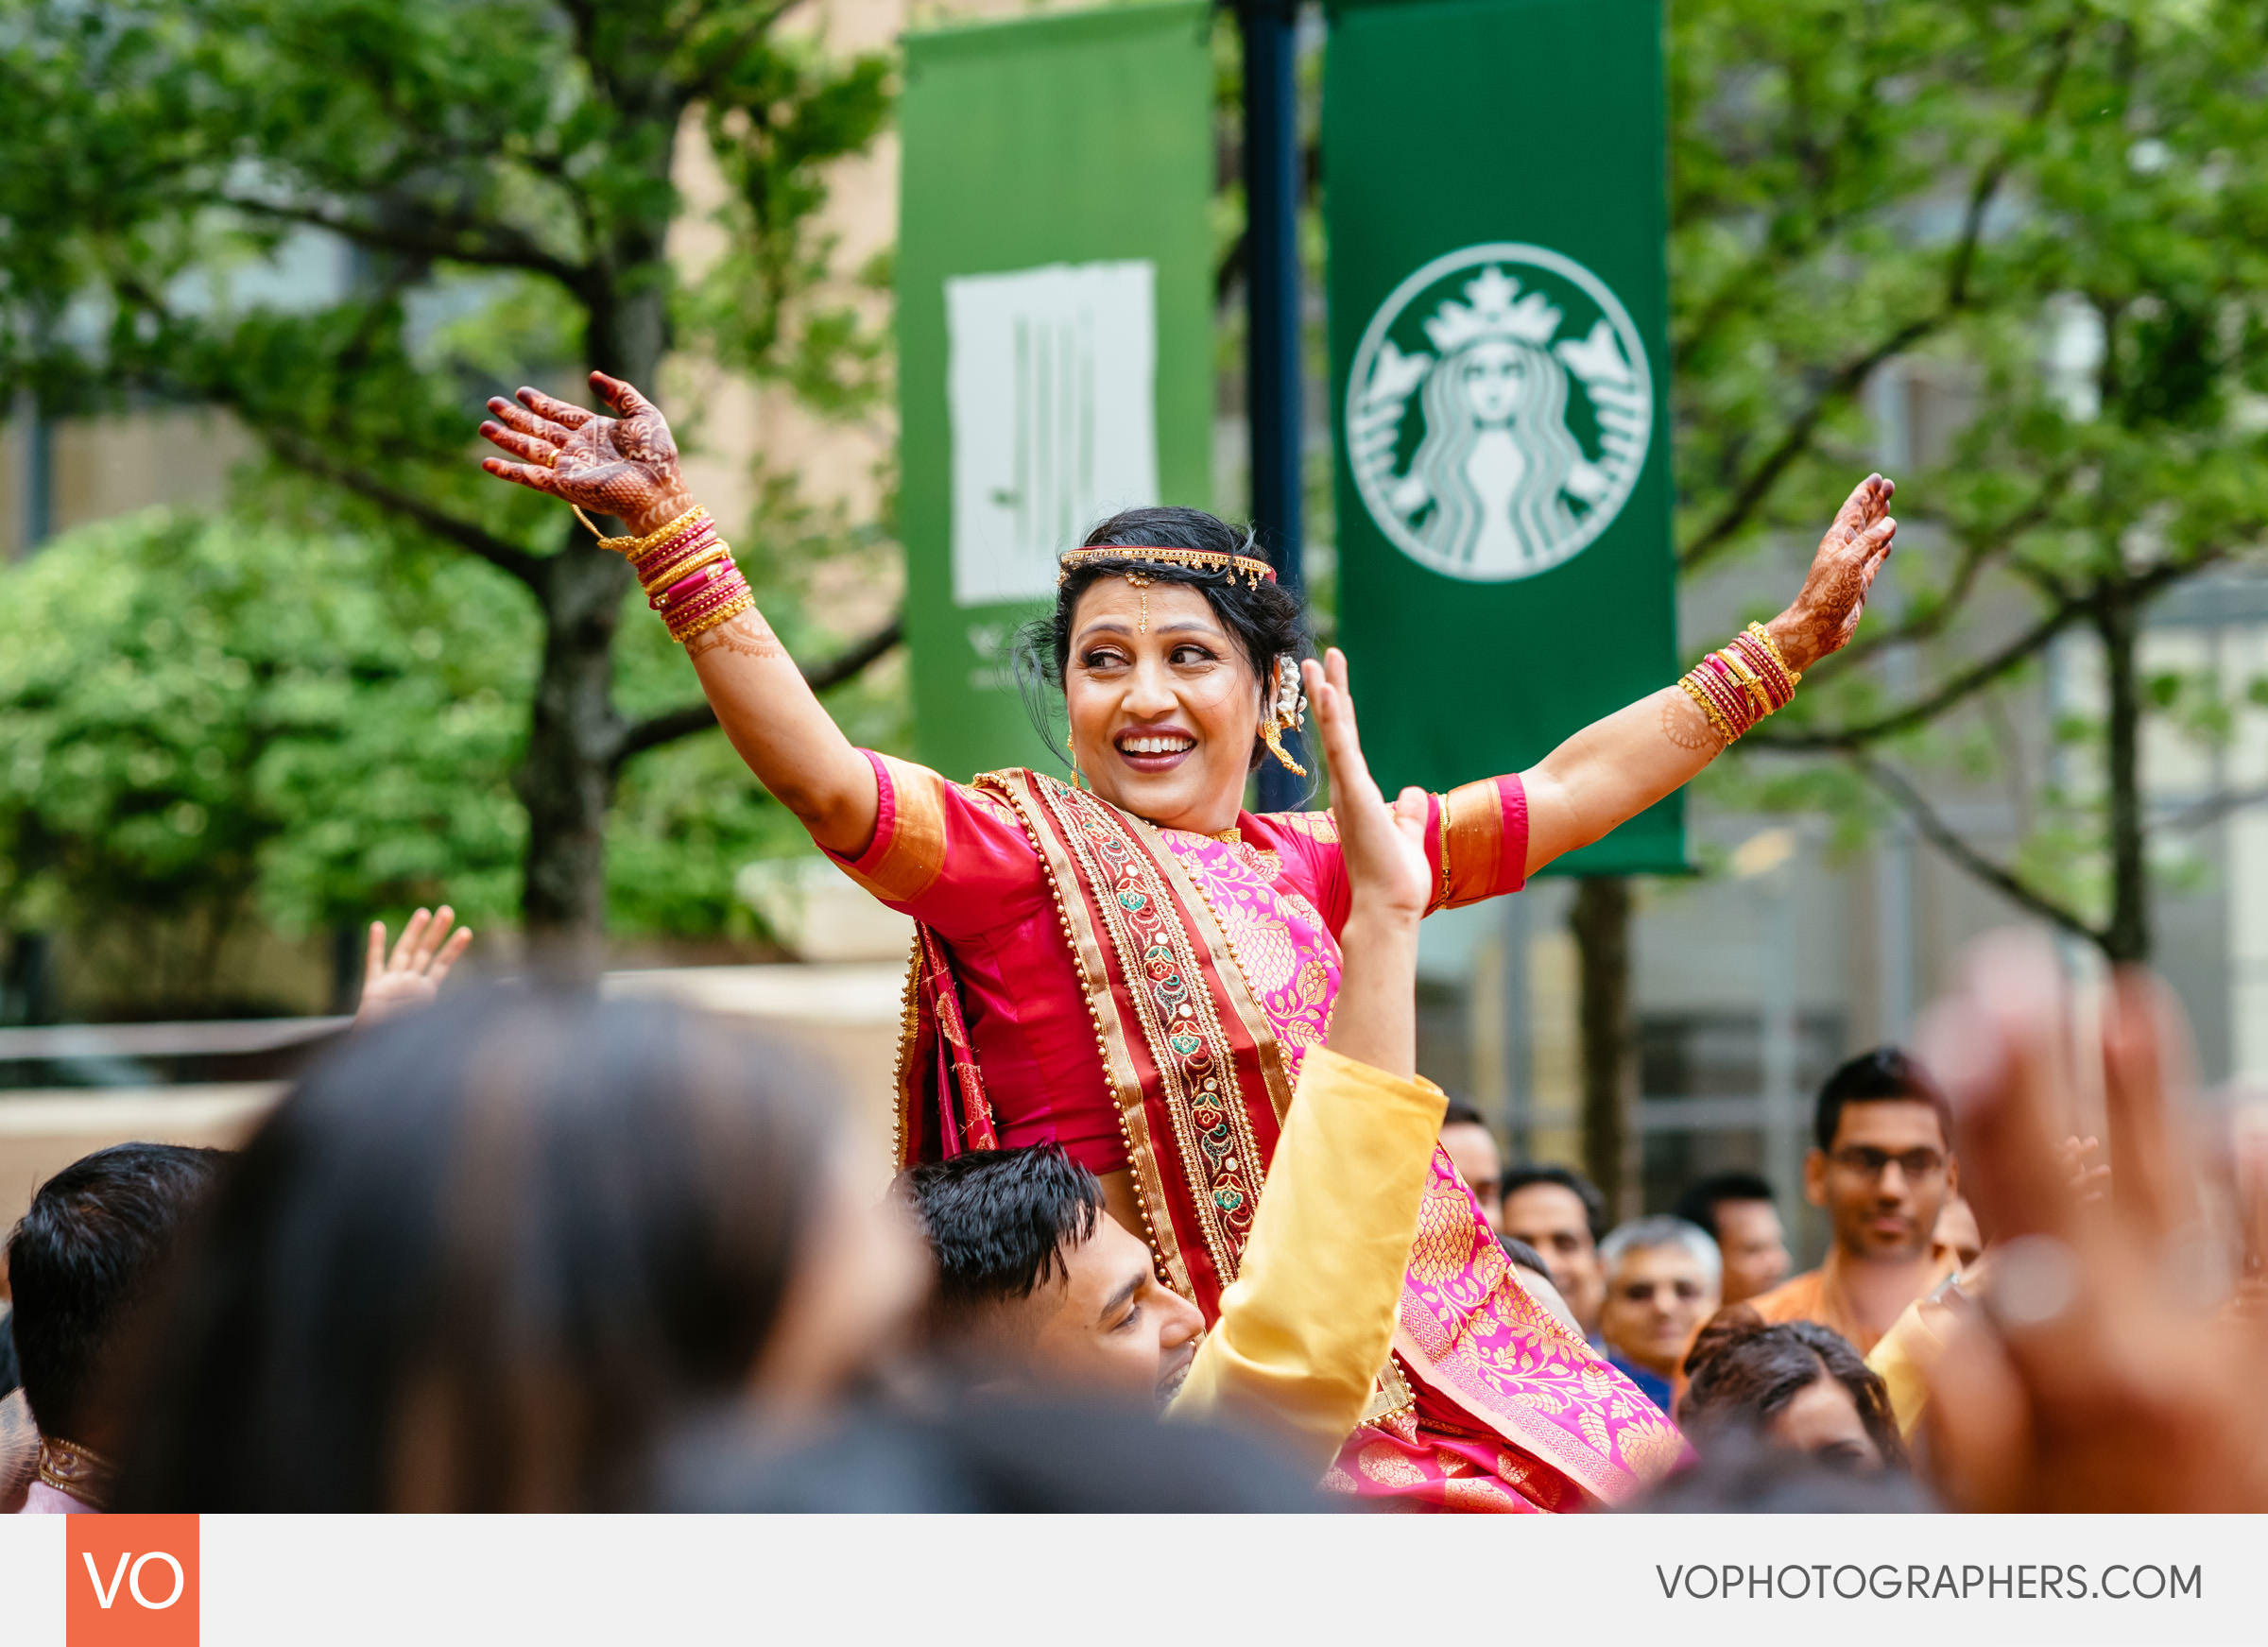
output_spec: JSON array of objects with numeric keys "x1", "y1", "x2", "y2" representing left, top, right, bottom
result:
[
  {"x1": 1866, "y1": 1291, "x2": 1956, "y2": 1439},
  {"x1": 1164, "y1": 1046, "x2": 1447, "y2": 1478}
]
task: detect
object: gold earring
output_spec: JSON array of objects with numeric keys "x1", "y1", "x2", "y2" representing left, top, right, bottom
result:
[
  {"x1": 1262, "y1": 717, "x2": 1307, "y2": 777},
  {"x1": 1070, "y1": 743, "x2": 1087, "y2": 790}
]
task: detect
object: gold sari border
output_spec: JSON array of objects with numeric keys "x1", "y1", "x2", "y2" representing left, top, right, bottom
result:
[
  {"x1": 976, "y1": 771, "x2": 1199, "y2": 1305},
  {"x1": 1143, "y1": 820, "x2": 1300, "y2": 1128},
  {"x1": 835, "y1": 751, "x2": 951, "y2": 905}
]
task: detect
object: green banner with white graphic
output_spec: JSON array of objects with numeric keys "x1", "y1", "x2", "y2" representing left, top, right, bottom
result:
[
  {"x1": 1325, "y1": 0, "x2": 1683, "y2": 872},
  {"x1": 898, "y1": 3, "x2": 1215, "y2": 782}
]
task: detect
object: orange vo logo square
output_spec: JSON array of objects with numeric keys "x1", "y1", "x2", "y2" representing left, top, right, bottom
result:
[{"x1": 66, "y1": 1516, "x2": 198, "y2": 1646}]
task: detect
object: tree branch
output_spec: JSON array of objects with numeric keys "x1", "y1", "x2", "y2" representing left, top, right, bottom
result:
[
  {"x1": 610, "y1": 613, "x2": 902, "y2": 770},
  {"x1": 1848, "y1": 748, "x2": 2106, "y2": 948},
  {"x1": 221, "y1": 194, "x2": 589, "y2": 291},
  {"x1": 2165, "y1": 781, "x2": 2268, "y2": 833},
  {"x1": 1676, "y1": 26, "x2": 2078, "y2": 575},
  {"x1": 265, "y1": 430, "x2": 545, "y2": 588},
  {"x1": 1750, "y1": 594, "x2": 2083, "y2": 751}
]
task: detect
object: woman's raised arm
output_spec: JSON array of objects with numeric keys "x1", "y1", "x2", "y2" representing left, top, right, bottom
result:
[
  {"x1": 1521, "y1": 473, "x2": 1899, "y2": 876},
  {"x1": 479, "y1": 372, "x2": 881, "y2": 857}
]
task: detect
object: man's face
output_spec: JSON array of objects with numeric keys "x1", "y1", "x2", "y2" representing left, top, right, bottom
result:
[
  {"x1": 1439, "y1": 1123, "x2": 1503, "y2": 1232},
  {"x1": 1022, "y1": 1211, "x2": 1207, "y2": 1410},
  {"x1": 1805, "y1": 1099, "x2": 1955, "y2": 1262},
  {"x1": 1599, "y1": 1243, "x2": 1718, "y2": 1379},
  {"x1": 1933, "y1": 1195, "x2": 1984, "y2": 1268},
  {"x1": 1711, "y1": 1198, "x2": 1793, "y2": 1304},
  {"x1": 1501, "y1": 1184, "x2": 1604, "y2": 1335}
]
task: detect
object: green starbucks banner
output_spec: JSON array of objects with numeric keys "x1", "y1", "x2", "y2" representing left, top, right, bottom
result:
[
  {"x1": 898, "y1": 3, "x2": 1214, "y2": 781},
  {"x1": 1325, "y1": 0, "x2": 1683, "y2": 872}
]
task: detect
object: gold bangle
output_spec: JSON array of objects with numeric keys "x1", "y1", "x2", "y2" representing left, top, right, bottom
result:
[
  {"x1": 672, "y1": 591, "x2": 757, "y2": 643},
  {"x1": 1717, "y1": 646, "x2": 1775, "y2": 718},
  {"x1": 1678, "y1": 674, "x2": 1737, "y2": 747},
  {"x1": 572, "y1": 503, "x2": 708, "y2": 558},
  {"x1": 642, "y1": 540, "x2": 730, "y2": 595},
  {"x1": 1744, "y1": 622, "x2": 1801, "y2": 686}
]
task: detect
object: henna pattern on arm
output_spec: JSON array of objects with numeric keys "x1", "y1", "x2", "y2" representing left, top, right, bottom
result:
[
  {"x1": 684, "y1": 610, "x2": 785, "y2": 662},
  {"x1": 1660, "y1": 690, "x2": 1721, "y2": 753}
]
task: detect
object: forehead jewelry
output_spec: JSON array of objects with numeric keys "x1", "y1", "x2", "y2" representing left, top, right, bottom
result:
[
  {"x1": 1057, "y1": 544, "x2": 1277, "y2": 639},
  {"x1": 1125, "y1": 570, "x2": 1153, "y2": 634}
]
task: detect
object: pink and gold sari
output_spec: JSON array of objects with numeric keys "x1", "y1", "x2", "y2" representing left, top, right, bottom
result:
[{"x1": 844, "y1": 756, "x2": 1681, "y2": 1510}]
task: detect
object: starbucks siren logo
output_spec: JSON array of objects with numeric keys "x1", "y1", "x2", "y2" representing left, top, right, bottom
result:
[{"x1": 1347, "y1": 243, "x2": 1652, "y2": 582}]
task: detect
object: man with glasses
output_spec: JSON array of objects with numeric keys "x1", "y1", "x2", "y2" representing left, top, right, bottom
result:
[
  {"x1": 1745, "y1": 1048, "x2": 1959, "y2": 1354},
  {"x1": 1596, "y1": 1217, "x2": 1721, "y2": 1411}
]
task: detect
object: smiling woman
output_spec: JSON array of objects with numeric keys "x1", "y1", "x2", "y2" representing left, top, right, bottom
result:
[
  {"x1": 1021, "y1": 506, "x2": 1311, "y2": 832},
  {"x1": 474, "y1": 371, "x2": 1899, "y2": 1512}
]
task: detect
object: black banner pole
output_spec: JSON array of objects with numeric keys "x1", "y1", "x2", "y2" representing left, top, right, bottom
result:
[{"x1": 1241, "y1": 0, "x2": 1308, "y2": 810}]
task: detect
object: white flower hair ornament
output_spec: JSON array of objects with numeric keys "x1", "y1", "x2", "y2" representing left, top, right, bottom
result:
[{"x1": 1262, "y1": 654, "x2": 1308, "y2": 777}]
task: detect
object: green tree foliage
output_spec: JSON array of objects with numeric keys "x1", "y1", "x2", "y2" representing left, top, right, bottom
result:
[
  {"x1": 0, "y1": 512, "x2": 527, "y2": 1009},
  {"x1": 0, "y1": 506, "x2": 905, "y2": 1012},
  {"x1": 1670, "y1": 0, "x2": 2268, "y2": 960},
  {"x1": 0, "y1": 0, "x2": 900, "y2": 960}
]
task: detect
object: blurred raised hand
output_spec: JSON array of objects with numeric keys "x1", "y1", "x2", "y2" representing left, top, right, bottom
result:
[
  {"x1": 356, "y1": 907, "x2": 474, "y2": 1029},
  {"x1": 1766, "y1": 474, "x2": 1899, "y2": 673},
  {"x1": 1915, "y1": 933, "x2": 2268, "y2": 1512},
  {"x1": 477, "y1": 371, "x2": 695, "y2": 538},
  {"x1": 1304, "y1": 647, "x2": 1430, "y2": 921}
]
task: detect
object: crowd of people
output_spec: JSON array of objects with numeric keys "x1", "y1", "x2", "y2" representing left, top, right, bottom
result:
[
  {"x1": 0, "y1": 370, "x2": 2262, "y2": 1516},
  {"x1": 1, "y1": 909, "x2": 2263, "y2": 1515}
]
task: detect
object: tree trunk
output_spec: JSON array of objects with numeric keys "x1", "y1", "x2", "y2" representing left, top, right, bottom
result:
[
  {"x1": 2096, "y1": 578, "x2": 2150, "y2": 964},
  {"x1": 517, "y1": 530, "x2": 633, "y2": 970},
  {"x1": 1571, "y1": 875, "x2": 1641, "y2": 1221},
  {"x1": 512, "y1": 219, "x2": 674, "y2": 969}
]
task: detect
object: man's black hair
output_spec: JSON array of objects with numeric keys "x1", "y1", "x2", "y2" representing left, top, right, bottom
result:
[
  {"x1": 1499, "y1": 1235, "x2": 1553, "y2": 1276},
  {"x1": 1813, "y1": 1047, "x2": 1953, "y2": 1153},
  {"x1": 7, "y1": 1142, "x2": 226, "y2": 1444},
  {"x1": 1672, "y1": 1170, "x2": 1778, "y2": 1244},
  {"x1": 1500, "y1": 1163, "x2": 1608, "y2": 1243},
  {"x1": 902, "y1": 1145, "x2": 1105, "y2": 1326},
  {"x1": 1441, "y1": 1100, "x2": 1490, "y2": 1132}
]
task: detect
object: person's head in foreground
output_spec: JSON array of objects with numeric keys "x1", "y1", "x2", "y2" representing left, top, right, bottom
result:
[
  {"x1": 115, "y1": 989, "x2": 926, "y2": 1512},
  {"x1": 1438, "y1": 1102, "x2": 1503, "y2": 1231},
  {"x1": 8, "y1": 1142, "x2": 226, "y2": 1510},
  {"x1": 1807, "y1": 1048, "x2": 1956, "y2": 1264},
  {"x1": 1597, "y1": 1217, "x2": 1721, "y2": 1383},
  {"x1": 1499, "y1": 1164, "x2": 1608, "y2": 1337},
  {"x1": 902, "y1": 1144, "x2": 1203, "y2": 1411},
  {"x1": 1678, "y1": 1310, "x2": 1904, "y2": 1472},
  {"x1": 1671, "y1": 1170, "x2": 1791, "y2": 1305}
]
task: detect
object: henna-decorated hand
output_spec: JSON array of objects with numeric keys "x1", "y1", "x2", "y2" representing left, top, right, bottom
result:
[
  {"x1": 477, "y1": 371, "x2": 695, "y2": 539},
  {"x1": 1765, "y1": 473, "x2": 1899, "y2": 674},
  {"x1": 1305, "y1": 648, "x2": 1432, "y2": 922}
]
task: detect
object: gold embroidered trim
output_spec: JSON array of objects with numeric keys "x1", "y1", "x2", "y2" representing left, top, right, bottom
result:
[
  {"x1": 889, "y1": 931, "x2": 925, "y2": 1167},
  {"x1": 976, "y1": 770, "x2": 1199, "y2": 1303},
  {"x1": 1028, "y1": 776, "x2": 1268, "y2": 1281},
  {"x1": 1159, "y1": 832, "x2": 1300, "y2": 1128},
  {"x1": 35, "y1": 1435, "x2": 113, "y2": 1510}
]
